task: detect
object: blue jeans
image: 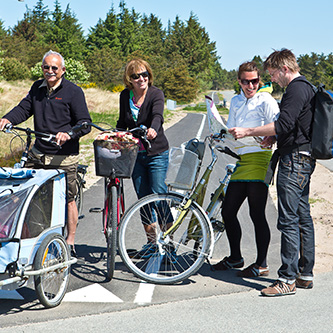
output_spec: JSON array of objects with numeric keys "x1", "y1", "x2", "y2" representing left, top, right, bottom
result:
[
  {"x1": 132, "y1": 150, "x2": 172, "y2": 225},
  {"x1": 276, "y1": 152, "x2": 316, "y2": 283}
]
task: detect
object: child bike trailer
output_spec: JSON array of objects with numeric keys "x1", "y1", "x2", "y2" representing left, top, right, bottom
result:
[{"x1": 0, "y1": 167, "x2": 76, "y2": 308}]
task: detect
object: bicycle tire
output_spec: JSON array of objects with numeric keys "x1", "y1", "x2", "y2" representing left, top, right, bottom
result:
[
  {"x1": 118, "y1": 193, "x2": 211, "y2": 285},
  {"x1": 34, "y1": 233, "x2": 70, "y2": 308},
  {"x1": 105, "y1": 183, "x2": 118, "y2": 280},
  {"x1": 75, "y1": 177, "x2": 83, "y2": 218},
  {"x1": 207, "y1": 196, "x2": 225, "y2": 244}
]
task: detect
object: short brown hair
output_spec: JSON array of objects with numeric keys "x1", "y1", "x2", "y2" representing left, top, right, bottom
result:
[
  {"x1": 123, "y1": 59, "x2": 153, "y2": 89},
  {"x1": 237, "y1": 61, "x2": 260, "y2": 80},
  {"x1": 264, "y1": 48, "x2": 300, "y2": 73}
]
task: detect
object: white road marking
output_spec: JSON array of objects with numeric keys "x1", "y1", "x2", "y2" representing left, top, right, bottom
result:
[
  {"x1": 0, "y1": 290, "x2": 24, "y2": 300},
  {"x1": 196, "y1": 114, "x2": 206, "y2": 139},
  {"x1": 134, "y1": 256, "x2": 163, "y2": 305},
  {"x1": 63, "y1": 283, "x2": 123, "y2": 303},
  {"x1": 134, "y1": 280, "x2": 156, "y2": 305}
]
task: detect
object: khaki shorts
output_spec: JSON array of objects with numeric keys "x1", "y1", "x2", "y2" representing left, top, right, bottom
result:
[{"x1": 28, "y1": 147, "x2": 79, "y2": 202}]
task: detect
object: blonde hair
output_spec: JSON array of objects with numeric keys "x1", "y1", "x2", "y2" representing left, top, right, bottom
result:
[
  {"x1": 264, "y1": 48, "x2": 300, "y2": 73},
  {"x1": 123, "y1": 59, "x2": 153, "y2": 89}
]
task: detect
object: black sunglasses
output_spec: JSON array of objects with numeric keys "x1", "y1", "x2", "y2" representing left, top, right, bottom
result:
[
  {"x1": 130, "y1": 71, "x2": 149, "y2": 80},
  {"x1": 42, "y1": 65, "x2": 59, "y2": 71},
  {"x1": 240, "y1": 78, "x2": 260, "y2": 85}
]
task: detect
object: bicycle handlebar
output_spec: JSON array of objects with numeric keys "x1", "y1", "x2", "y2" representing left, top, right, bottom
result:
[
  {"x1": 68, "y1": 122, "x2": 151, "y2": 148},
  {"x1": 4, "y1": 124, "x2": 58, "y2": 144},
  {"x1": 208, "y1": 130, "x2": 240, "y2": 161}
]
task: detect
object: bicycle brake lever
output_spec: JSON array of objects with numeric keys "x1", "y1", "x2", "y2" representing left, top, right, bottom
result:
[
  {"x1": 139, "y1": 125, "x2": 151, "y2": 149},
  {"x1": 3, "y1": 123, "x2": 13, "y2": 132}
]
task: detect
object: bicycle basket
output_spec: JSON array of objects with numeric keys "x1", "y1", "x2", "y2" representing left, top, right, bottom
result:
[
  {"x1": 93, "y1": 132, "x2": 139, "y2": 178},
  {"x1": 165, "y1": 147, "x2": 200, "y2": 190}
]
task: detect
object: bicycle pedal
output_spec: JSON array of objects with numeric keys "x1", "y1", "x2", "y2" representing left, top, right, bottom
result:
[
  {"x1": 89, "y1": 207, "x2": 103, "y2": 213},
  {"x1": 211, "y1": 220, "x2": 225, "y2": 232},
  {"x1": 78, "y1": 214, "x2": 85, "y2": 220}
]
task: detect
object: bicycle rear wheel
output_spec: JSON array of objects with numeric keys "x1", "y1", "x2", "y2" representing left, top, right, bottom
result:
[
  {"x1": 34, "y1": 233, "x2": 70, "y2": 308},
  {"x1": 104, "y1": 182, "x2": 118, "y2": 280},
  {"x1": 118, "y1": 193, "x2": 211, "y2": 285}
]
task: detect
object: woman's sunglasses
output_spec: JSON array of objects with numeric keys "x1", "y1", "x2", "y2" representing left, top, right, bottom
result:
[
  {"x1": 240, "y1": 78, "x2": 259, "y2": 85},
  {"x1": 130, "y1": 71, "x2": 149, "y2": 80}
]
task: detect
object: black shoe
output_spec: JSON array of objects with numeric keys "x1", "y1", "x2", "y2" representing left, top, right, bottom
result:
[
  {"x1": 69, "y1": 245, "x2": 77, "y2": 258},
  {"x1": 212, "y1": 256, "x2": 244, "y2": 271}
]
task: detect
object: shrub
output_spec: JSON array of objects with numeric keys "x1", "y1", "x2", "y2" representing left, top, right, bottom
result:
[
  {"x1": 79, "y1": 82, "x2": 97, "y2": 89},
  {"x1": 65, "y1": 58, "x2": 90, "y2": 83},
  {"x1": 2, "y1": 58, "x2": 30, "y2": 80},
  {"x1": 112, "y1": 84, "x2": 125, "y2": 93},
  {"x1": 30, "y1": 62, "x2": 43, "y2": 80},
  {"x1": 162, "y1": 61, "x2": 199, "y2": 103}
]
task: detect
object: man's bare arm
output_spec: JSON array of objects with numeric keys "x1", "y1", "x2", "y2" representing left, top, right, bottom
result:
[{"x1": 228, "y1": 122, "x2": 276, "y2": 139}]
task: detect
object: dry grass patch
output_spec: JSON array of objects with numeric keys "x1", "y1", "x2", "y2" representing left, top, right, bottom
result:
[
  {"x1": 0, "y1": 80, "x2": 32, "y2": 113},
  {"x1": 83, "y1": 88, "x2": 119, "y2": 113}
]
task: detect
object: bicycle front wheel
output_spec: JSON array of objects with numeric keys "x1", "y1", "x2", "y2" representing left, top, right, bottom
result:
[
  {"x1": 104, "y1": 183, "x2": 118, "y2": 280},
  {"x1": 118, "y1": 193, "x2": 211, "y2": 285},
  {"x1": 34, "y1": 233, "x2": 70, "y2": 308}
]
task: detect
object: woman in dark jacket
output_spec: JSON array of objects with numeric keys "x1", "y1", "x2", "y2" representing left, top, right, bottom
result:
[{"x1": 117, "y1": 59, "x2": 172, "y2": 258}]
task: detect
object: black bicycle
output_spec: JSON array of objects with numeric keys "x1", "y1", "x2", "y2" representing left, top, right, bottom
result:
[{"x1": 4, "y1": 124, "x2": 88, "y2": 221}]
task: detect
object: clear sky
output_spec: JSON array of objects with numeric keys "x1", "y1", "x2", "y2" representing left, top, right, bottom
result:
[{"x1": 1, "y1": 0, "x2": 333, "y2": 70}]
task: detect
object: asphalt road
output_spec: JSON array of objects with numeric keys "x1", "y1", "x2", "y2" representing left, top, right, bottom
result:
[{"x1": 0, "y1": 112, "x2": 294, "y2": 329}]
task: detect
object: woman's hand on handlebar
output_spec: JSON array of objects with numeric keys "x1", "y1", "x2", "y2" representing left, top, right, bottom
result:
[{"x1": 147, "y1": 128, "x2": 157, "y2": 140}]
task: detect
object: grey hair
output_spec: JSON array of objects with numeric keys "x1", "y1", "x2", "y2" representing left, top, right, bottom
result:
[{"x1": 42, "y1": 50, "x2": 65, "y2": 67}]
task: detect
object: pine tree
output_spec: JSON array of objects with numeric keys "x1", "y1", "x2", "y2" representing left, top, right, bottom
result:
[
  {"x1": 118, "y1": 1, "x2": 141, "y2": 57},
  {"x1": 86, "y1": 5, "x2": 122, "y2": 53},
  {"x1": 45, "y1": 1, "x2": 86, "y2": 60}
]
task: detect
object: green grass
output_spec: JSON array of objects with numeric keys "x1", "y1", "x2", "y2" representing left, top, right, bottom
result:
[{"x1": 182, "y1": 103, "x2": 229, "y2": 115}]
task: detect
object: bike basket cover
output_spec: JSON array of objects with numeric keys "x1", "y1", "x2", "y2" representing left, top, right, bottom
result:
[
  {"x1": 93, "y1": 131, "x2": 139, "y2": 178},
  {"x1": 166, "y1": 147, "x2": 200, "y2": 190}
]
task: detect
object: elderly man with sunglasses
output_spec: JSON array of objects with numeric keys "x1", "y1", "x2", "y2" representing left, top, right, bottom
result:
[{"x1": 0, "y1": 50, "x2": 91, "y2": 257}]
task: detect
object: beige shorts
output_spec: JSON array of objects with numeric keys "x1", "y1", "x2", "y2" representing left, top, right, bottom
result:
[{"x1": 29, "y1": 146, "x2": 79, "y2": 202}]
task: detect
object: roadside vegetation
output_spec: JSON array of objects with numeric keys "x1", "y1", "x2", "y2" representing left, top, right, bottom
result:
[{"x1": 0, "y1": 81, "x2": 188, "y2": 167}]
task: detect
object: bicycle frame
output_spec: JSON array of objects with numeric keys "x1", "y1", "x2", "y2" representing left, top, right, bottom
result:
[
  {"x1": 162, "y1": 134, "x2": 239, "y2": 258},
  {"x1": 205, "y1": 163, "x2": 235, "y2": 216},
  {"x1": 103, "y1": 177, "x2": 124, "y2": 233}
]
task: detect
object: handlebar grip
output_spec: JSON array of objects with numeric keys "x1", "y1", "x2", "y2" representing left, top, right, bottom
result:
[{"x1": 4, "y1": 123, "x2": 13, "y2": 131}]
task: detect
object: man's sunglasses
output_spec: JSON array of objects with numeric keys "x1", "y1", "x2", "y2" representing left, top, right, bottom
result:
[
  {"x1": 42, "y1": 65, "x2": 59, "y2": 71},
  {"x1": 240, "y1": 78, "x2": 260, "y2": 85},
  {"x1": 130, "y1": 71, "x2": 149, "y2": 80}
]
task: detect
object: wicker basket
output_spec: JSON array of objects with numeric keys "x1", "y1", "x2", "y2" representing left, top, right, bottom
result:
[
  {"x1": 93, "y1": 140, "x2": 138, "y2": 178},
  {"x1": 165, "y1": 147, "x2": 200, "y2": 190}
]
